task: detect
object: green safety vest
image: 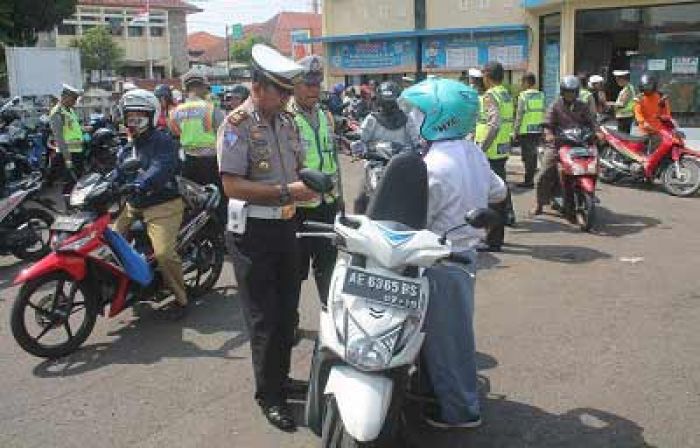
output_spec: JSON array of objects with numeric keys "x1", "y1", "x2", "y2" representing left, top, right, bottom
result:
[
  {"x1": 172, "y1": 100, "x2": 217, "y2": 153},
  {"x1": 518, "y1": 89, "x2": 545, "y2": 135},
  {"x1": 579, "y1": 88, "x2": 592, "y2": 104},
  {"x1": 294, "y1": 107, "x2": 337, "y2": 207},
  {"x1": 616, "y1": 84, "x2": 636, "y2": 119},
  {"x1": 51, "y1": 104, "x2": 83, "y2": 153},
  {"x1": 478, "y1": 85, "x2": 514, "y2": 160},
  {"x1": 474, "y1": 95, "x2": 487, "y2": 143}
]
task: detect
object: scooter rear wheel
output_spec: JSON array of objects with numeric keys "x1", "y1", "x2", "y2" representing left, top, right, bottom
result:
[
  {"x1": 11, "y1": 208, "x2": 54, "y2": 262},
  {"x1": 11, "y1": 273, "x2": 98, "y2": 359}
]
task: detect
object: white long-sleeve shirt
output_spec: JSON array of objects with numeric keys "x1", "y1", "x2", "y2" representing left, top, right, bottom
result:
[{"x1": 424, "y1": 139, "x2": 507, "y2": 250}]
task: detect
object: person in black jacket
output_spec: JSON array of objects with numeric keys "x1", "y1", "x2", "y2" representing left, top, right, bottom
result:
[{"x1": 113, "y1": 89, "x2": 188, "y2": 320}]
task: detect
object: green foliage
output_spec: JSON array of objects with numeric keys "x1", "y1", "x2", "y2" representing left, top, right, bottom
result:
[
  {"x1": 0, "y1": 0, "x2": 77, "y2": 47},
  {"x1": 230, "y1": 35, "x2": 270, "y2": 64},
  {"x1": 71, "y1": 26, "x2": 124, "y2": 74}
]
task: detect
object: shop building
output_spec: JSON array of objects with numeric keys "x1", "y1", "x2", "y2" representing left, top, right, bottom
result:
[{"x1": 311, "y1": 0, "x2": 699, "y2": 128}]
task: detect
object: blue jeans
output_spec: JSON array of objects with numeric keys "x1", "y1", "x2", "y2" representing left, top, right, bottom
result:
[{"x1": 423, "y1": 252, "x2": 479, "y2": 423}]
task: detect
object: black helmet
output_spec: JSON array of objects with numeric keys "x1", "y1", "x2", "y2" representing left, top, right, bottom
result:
[
  {"x1": 377, "y1": 81, "x2": 402, "y2": 104},
  {"x1": 560, "y1": 75, "x2": 581, "y2": 98},
  {"x1": 639, "y1": 73, "x2": 658, "y2": 93},
  {"x1": 154, "y1": 84, "x2": 173, "y2": 103},
  {"x1": 91, "y1": 127, "x2": 118, "y2": 149},
  {"x1": 230, "y1": 84, "x2": 250, "y2": 101}
]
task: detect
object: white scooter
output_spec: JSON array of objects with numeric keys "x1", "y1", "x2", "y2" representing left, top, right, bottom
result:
[{"x1": 299, "y1": 151, "x2": 496, "y2": 447}]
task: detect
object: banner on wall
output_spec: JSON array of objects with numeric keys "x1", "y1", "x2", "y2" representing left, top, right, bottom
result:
[
  {"x1": 422, "y1": 30, "x2": 528, "y2": 72},
  {"x1": 291, "y1": 29, "x2": 312, "y2": 60},
  {"x1": 329, "y1": 39, "x2": 417, "y2": 75}
]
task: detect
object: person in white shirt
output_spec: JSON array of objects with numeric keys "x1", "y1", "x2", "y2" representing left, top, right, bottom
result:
[{"x1": 399, "y1": 77, "x2": 506, "y2": 428}]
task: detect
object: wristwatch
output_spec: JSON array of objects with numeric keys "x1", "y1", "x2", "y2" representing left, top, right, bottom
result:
[{"x1": 279, "y1": 184, "x2": 292, "y2": 205}]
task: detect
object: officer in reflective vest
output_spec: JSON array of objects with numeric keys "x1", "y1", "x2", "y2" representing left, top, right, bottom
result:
[
  {"x1": 577, "y1": 73, "x2": 597, "y2": 116},
  {"x1": 49, "y1": 84, "x2": 85, "y2": 194},
  {"x1": 469, "y1": 68, "x2": 488, "y2": 142},
  {"x1": 476, "y1": 61, "x2": 515, "y2": 251},
  {"x1": 611, "y1": 70, "x2": 636, "y2": 134},
  {"x1": 513, "y1": 72, "x2": 545, "y2": 188},
  {"x1": 169, "y1": 68, "x2": 225, "y2": 219},
  {"x1": 289, "y1": 55, "x2": 338, "y2": 304}
]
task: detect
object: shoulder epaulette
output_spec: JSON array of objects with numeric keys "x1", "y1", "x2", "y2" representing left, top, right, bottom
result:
[{"x1": 226, "y1": 109, "x2": 249, "y2": 127}]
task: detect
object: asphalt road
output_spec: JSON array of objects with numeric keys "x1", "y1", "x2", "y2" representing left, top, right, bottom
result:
[{"x1": 1, "y1": 155, "x2": 699, "y2": 448}]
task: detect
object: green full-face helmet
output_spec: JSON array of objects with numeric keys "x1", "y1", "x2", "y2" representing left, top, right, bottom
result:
[{"x1": 399, "y1": 76, "x2": 479, "y2": 141}]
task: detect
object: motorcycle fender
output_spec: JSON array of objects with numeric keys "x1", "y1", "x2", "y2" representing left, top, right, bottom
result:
[
  {"x1": 577, "y1": 176, "x2": 597, "y2": 194},
  {"x1": 324, "y1": 365, "x2": 394, "y2": 443},
  {"x1": 13, "y1": 253, "x2": 86, "y2": 285}
]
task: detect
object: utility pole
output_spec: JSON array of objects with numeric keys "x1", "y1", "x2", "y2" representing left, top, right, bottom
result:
[
  {"x1": 414, "y1": 0, "x2": 425, "y2": 81},
  {"x1": 312, "y1": 0, "x2": 320, "y2": 14},
  {"x1": 226, "y1": 25, "x2": 231, "y2": 80},
  {"x1": 146, "y1": 0, "x2": 153, "y2": 79}
]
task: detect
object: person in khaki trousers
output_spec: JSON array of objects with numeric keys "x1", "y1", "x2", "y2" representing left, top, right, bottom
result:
[{"x1": 114, "y1": 89, "x2": 188, "y2": 320}]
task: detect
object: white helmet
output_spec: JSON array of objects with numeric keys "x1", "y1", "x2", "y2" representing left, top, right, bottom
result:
[
  {"x1": 588, "y1": 74, "x2": 604, "y2": 89},
  {"x1": 120, "y1": 88, "x2": 160, "y2": 133}
]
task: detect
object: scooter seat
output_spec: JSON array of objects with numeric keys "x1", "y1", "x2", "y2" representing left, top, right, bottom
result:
[
  {"x1": 604, "y1": 127, "x2": 648, "y2": 143},
  {"x1": 376, "y1": 220, "x2": 417, "y2": 232}
]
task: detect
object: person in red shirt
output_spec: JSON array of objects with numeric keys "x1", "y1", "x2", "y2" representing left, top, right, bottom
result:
[
  {"x1": 153, "y1": 84, "x2": 175, "y2": 131},
  {"x1": 634, "y1": 73, "x2": 672, "y2": 154}
]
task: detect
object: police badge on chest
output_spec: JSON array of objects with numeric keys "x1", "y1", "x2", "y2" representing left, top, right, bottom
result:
[{"x1": 249, "y1": 125, "x2": 272, "y2": 172}]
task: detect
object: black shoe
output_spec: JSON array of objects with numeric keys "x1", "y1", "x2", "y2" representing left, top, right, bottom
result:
[
  {"x1": 477, "y1": 244, "x2": 502, "y2": 253},
  {"x1": 160, "y1": 302, "x2": 188, "y2": 321},
  {"x1": 261, "y1": 404, "x2": 296, "y2": 432},
  {"x1": 517, "y1": 181, "x2": 534, "y2": 189}
]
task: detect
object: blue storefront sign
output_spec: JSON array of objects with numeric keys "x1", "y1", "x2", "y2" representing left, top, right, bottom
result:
[
  {"x1": 422, "y1": 30, "x2": 529, "y2": 72},
  {"x1": 329, "y1": 38, "x2": 417, "y2": 76}
]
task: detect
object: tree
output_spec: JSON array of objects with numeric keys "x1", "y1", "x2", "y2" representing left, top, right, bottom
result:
[
  {"x1": 0, "y1": 0, "x2": 77, "y2": 47},
  {"x1": 71, "y1": 26, "x2": 125, "y2": 81},
  {"x1": 230, "y1": 35, "x2": 270, "y2": 65}
]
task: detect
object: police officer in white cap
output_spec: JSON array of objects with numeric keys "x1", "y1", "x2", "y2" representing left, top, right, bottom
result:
[
  {"x1": 49, "y1": 84, "x2": 84, "y2": 190},
  {"x1": 611, "y1": 70, "x2": 636, "y2": 134},
  {"x1": 216, "y1": 44, "x2": 317, "y2": 432}
]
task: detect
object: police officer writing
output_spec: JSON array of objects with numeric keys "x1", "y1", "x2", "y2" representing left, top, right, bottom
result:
[
  {"x1": 169, "y1": 69, "x2": 226, "y2": 219},
  {"x1": 49, "y1": 84, "x2": 85, "y2": 184},
  {"x1": 216, "y1": 44, "x2": 317, "y2": 432},
  {"x1": 475, "y1": 61, "x2": 515, "y2": 252},
  {"x1": 610, "y1": 70, "x2": 637, "y2": 134},
  {"x1": 513, "y1": 72, "x2": 545, "y2": 188},
  {"x1": 289, "y1": 55, "x2": 339, "y2": 304}
]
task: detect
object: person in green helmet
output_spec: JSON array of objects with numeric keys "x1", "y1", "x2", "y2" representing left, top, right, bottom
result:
[{"x1": 400, "y1": 77, "x2": 506, "y2": 429}]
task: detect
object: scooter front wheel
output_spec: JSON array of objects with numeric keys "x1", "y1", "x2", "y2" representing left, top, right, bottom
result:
[
  {"x1": 322, "y1": 396, "x2": 371, "y2": 448},
  {"x1": 11, "y1": 273, "x2": 98, "y2": 359},
  {"x1": 576, "y1": 191, "x2": 596, "y2": 232},
  {"x1": 661, "y1": 157, "x2": 700, "y2": 197}
]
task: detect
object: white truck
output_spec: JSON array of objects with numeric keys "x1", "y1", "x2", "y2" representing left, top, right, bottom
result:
[{"x1": 5, "y1": 47, "x2": 82, "y2": 98}]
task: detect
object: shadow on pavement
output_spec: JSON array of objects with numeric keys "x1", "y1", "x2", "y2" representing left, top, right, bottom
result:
[
  {"x1": 0, "y1": 259, "x2": 28, "y2": 292},
  {"x1": 31, "y1": 286, "x2": 249, "y2": 378},
  {"x1": 478, "y1": 243, "x2": 611, "y2": 269},
  {"x1": 403, "y1": 352, "x2": 655, "y2": 448}
]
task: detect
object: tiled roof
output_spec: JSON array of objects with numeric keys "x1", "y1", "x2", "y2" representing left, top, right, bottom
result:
[
  {"x1": 79, "y1": 0, "x2": 201, "y2": 12},
  {"x1": 244, "y1": 12, "x2": 322, "y2": 57},
  {"x1": 187, "y1": 31, "x2": 228, "y2": 64}
]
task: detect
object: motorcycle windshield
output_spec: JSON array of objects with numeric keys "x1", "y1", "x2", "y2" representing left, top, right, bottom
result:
[
  {"x1": 103, "y1": 228, "x2": 153, "y2": 286},
  {"x1": 366, "y1": 151, "x2": 428, "y2": 230}
]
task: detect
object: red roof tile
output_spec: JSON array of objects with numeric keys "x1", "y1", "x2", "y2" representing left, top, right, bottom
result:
[
  {"x1": 244, "y1": 12, "x2": 322, "y2": 57},
  {"x1": 187, "y1": 31, "x2": 228, "y2": 64}
]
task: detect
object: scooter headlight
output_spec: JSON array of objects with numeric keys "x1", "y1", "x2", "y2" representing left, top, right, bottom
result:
[{"x1": 345, "y1": 314, "x2": 401, "y2": 371}]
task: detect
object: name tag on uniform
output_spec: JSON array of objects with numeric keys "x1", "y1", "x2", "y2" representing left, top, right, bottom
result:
[{"x1": 227, "y1": 199, "x2": 249, "y2": 234}]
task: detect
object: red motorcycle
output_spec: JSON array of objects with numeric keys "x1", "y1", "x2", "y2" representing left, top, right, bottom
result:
[
  {"x1": 10, "y1": 163, "x2": 225, "y2": 359},
  {"x1": 598, "y1": 117, "x2": 700, "y2": 197},
  {"x1": 552, "y1": 128, "x2": 600, "y2": 231}
]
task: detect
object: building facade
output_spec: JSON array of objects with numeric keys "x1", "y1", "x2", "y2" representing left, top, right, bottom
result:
[
  {"x1": 315, "y1": 0, "x2": 699, "y2": 126},
  {"x1": 39, "y1": 0, "x2": 200, "y2": 79}
]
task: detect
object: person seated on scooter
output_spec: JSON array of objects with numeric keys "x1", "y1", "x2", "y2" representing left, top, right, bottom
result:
[
  {"x1": 531, "y1": 76, "x2": 602, "y2": 220},
  {"x1": 113, "y1": 89, "x2": 188, "y2": 320},
  {"x1": 399, "y1": 77, "x2": 507, "y2": 429},
  {"x1": 634, "y1": 73, "x2": 672, "y2": 156}
]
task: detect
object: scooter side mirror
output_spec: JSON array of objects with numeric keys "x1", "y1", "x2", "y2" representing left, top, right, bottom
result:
[
  {"x1": 119, "y1": 157, "x2": 141, "y2": 174},
  {"x1": 299, "y1": 168, "x2": 334, "y2": 194},
  {"x1": 465, "y1": 208, "x2": 500, "y2": 229}
]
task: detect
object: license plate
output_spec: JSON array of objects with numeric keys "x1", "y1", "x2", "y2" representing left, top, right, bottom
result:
[
  {"x1": 51, "y1": 216, "x2": 86, "y2": 232},
  {"x1": 342, "y1": 267, "x2": 422, "y2": 311}
]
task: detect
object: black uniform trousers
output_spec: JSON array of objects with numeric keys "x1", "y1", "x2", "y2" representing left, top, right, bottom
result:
[
  {"x1": 486, "y1": 158, "x2": 512, "y2": 249},
  {"x1": 182, "y1": 154, "x2": 227, "y2": 224},
  {"x1": 228, "y1": 218, "x2": 301, "y2": 407},
  {"x1": 298, "y1": 201, "x2": 338, "y2": 305},
  {"x1": 519, "y1": 133, "x2": 541, "y2": 184},
  {"x1": 617, "y1": 117, "x2": 633, "y2": 135}
]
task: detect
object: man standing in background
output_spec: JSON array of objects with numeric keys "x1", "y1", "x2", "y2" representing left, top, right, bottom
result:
[{"x1": 513, "y1": 73, "x2": 545, "y2": 189}]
